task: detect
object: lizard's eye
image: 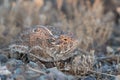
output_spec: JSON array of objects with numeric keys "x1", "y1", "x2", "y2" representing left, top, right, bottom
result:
[
  {"x1": 33, "y1": 28, "x2": 37, "y2": 32},
  {"x1": 64, "y1": 38, "x2": 67, "y2": 41}
]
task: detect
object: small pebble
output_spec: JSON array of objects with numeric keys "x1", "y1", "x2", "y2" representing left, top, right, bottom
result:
[
  {"x1": 38, "y1": 67, "x2": 74, "y2": 80},
  {"x1": 0, "y1": 66, "x2": 11, "y2": 75},
  {"x1": 14, "y1": 75, "x2": 25, "y2": 80},
  {"x1": 0, "y1": 75, "x2": 7, "y2": 80},
  {"x1": 14, "y1": 68, "x2": 24, "y2": 75},
  {"x1": 0, "y1": 54, "x2": 8, "y2": 66},
  {"x1": 84, "y1": 76, "x2": 96, "y2": 80},
  {"x1": 28, "y1": 61, "x2": 38, "y2": 68},
  {"x1": 6, "y1": 59, "x2": 24, "y2": 72}
]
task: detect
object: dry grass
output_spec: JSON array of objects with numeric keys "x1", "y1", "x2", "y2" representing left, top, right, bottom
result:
[
  {"x1": 0, "y1": 0, "x2": 43, "y2": 47},
  {"x1": 0, "y1": 0, "x2": 116, "y2": 50}
]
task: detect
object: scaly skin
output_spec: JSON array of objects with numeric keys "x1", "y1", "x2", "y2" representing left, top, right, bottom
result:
[{"x1": 10, "y1": 25, "x2": 79, "y2": 62}]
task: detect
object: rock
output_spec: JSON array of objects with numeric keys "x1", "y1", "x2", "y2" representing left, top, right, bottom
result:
[
  {"x1": 14, "y1": 75, "x2": 25, "y2": 80},
  {"x1": 25, "y1": 70, "x2": 40, "y2": 80},
  {"x1": 0, "y1": 54, "x2": 8, "y2": 66},
  {"x1": 6, "y1": 59, "x2": 24, "y2": 72},
  {"x1": 0, "y1": 75, "x2": 7, "y2": 80},
  {"x1": 14, "y1": 68, "x2": 24, "y2": 75},
  {"x1": 0, "y1": 66, "x2": 11, "y2": 75},
  {"x1": 116, "y1": 75, "x2": 120, "y2": 80},
  {"x1": 106, "y1": 46, "x2": 114, "y2": 53},
  {"x1": 28, "y1": 61, "x2": 39, "y2": 68},
  {"x1": 38, "y1": 67, "x2": 75, "y2": 80},
  {"x1": 84, "y1": 76, "x2": 96, "y2": 80}
]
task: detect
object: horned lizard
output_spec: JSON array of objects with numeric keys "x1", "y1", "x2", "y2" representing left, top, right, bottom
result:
[
  {"x1": 9, "y1": 25, "x2": 78, "y2": 62},
  {"x1": 9, "y1": 25, "x2": 94, "y2": 75}
]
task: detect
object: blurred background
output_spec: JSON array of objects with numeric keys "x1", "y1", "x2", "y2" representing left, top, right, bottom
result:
[{"x1": 0, "y1": 0, "x2": 120, "y2": 51}]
